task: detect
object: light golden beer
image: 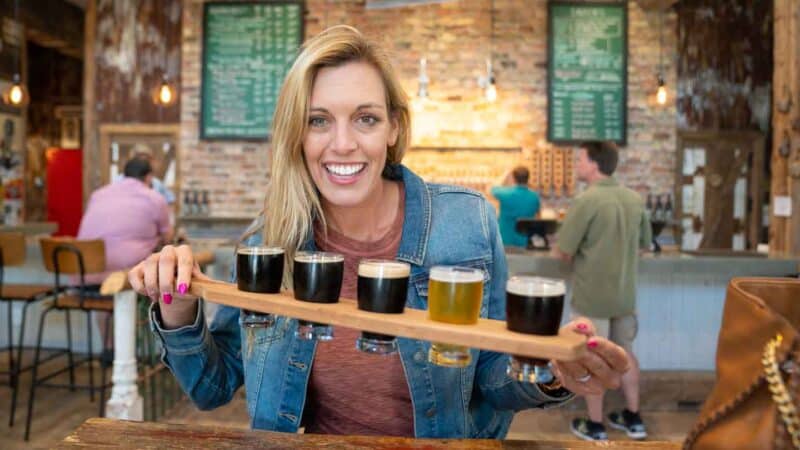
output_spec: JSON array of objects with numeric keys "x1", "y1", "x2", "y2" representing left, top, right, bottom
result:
[
  {"x1": 427, "y1": 266, "x2": 484, "y2": 367},
  {"x1": 428, "y1": 269, "x2": 483, "y2": 324}
]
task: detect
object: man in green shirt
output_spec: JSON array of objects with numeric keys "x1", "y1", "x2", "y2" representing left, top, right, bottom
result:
[
  {"x1": 491, "y1": 166, "x2": 541, "y2": 247},
  {"x1": 554, "y1": 141, "x2": 651, "y2": 442}
]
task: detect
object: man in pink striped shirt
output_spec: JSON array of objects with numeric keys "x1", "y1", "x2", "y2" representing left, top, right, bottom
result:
[{"x1": 78, "y1": 157, "x2": 173, "y2": 354}]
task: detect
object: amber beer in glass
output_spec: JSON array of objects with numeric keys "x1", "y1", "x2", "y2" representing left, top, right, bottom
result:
[
  {"x1": 292, "y1": 251, "x2": 344, "y2": 341},
  {"x1": 356, "y1": 259, "x2": 410, "y2": 355},
  {"x1": 236, "y1": 246, "x2": 285, "y2": 328},
  {"x1": 427, "y1": 266, "x2": 484, "y2": 367},
  {"x1": 505, "y1": 276, "x2": 565, "y2": 383}
]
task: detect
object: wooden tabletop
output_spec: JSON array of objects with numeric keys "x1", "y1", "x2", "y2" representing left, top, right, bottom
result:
[{"x1": 59, "y1": 418, "x2": 682, "y2": 449}]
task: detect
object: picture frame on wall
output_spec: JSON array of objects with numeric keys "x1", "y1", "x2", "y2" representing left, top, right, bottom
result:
[{"x1": 55, "y1": 105, "x2": 82, "y2": 149}]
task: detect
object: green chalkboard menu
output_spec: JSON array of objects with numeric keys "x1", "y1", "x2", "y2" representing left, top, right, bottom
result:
[
  {"x1": 201, "y1": 1, "x2": 303, "y2": 140},
  {"x1": 547, "y1": 2, "x2": 627, "y2": 145}
]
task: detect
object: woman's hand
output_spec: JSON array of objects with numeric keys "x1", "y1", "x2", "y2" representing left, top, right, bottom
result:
[
  {"x1": 550, "y1": 318, "x2": 630, "y2": 396},
  {"x1": 128, "y1": 244, "x2": 213, "y2": 328}
]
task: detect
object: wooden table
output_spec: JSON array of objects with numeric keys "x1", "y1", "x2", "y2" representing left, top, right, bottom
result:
[{"x1": 59, "y1": 418, "x2": 682, "y2": 449}]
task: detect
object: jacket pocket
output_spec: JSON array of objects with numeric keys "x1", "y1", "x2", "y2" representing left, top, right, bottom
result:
[{"x1": 239, "y1": 312, "x2": 289, "y2": 345}]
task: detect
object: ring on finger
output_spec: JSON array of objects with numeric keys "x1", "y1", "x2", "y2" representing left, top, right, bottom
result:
[{"x1": 575, "y1": 372, "x2": 592, "y2": 383}]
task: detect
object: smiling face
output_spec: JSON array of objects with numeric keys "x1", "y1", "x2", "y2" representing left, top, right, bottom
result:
[{"x1": 302, "y1": 60, "x2": 399, "y2": 211}]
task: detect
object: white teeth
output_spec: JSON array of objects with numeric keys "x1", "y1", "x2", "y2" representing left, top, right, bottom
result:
[{"x1": 325, "y1": 163, "x2": 365, "y2": 176}]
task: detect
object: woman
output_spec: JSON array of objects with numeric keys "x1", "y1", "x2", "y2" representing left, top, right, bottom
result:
[{"x1": 129, "y1": 26, "x2": 628, "y2": 439}]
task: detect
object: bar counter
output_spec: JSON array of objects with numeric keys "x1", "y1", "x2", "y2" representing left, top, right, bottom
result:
[{"x1": 58, "y1": 418, "x2": 681, "y2": 449}]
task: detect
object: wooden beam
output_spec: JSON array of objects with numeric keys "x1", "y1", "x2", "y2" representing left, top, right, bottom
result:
[
  {"x1": 82, "y1": 0, "x2": 96, "y2": 208},
  {"x1": 770, "y1": 0, "x2": 800, "y2": 255}
]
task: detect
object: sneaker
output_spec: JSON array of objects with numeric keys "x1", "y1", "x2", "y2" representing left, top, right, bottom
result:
[
  {"x1": 570, "y1": 417, "x2": 608, "y2": 441},
  {"x1": 608, "y1": 409, "x2": 648, "y2": 440}
]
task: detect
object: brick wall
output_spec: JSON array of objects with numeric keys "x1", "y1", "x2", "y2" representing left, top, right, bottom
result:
[{"x1": 180, "y1": 0, "x2": 677, "y2": 217}]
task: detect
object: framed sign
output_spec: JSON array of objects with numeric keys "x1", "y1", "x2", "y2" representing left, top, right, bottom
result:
[
  {"x1": 547, "y1": 2, "x2": 627, "y2": 145},
  {"x1": 200, "y1": 1, "x2": 303, "y2": 140}
]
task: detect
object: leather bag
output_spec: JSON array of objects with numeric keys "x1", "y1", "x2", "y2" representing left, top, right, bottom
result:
[{"x1": 684, "y1": 277, "x2": 799, "y2": 450}]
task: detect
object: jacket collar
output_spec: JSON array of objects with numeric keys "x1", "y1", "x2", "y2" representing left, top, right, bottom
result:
[{"x1": 394, "y1": 164, "x2": 430, "y2": 266}]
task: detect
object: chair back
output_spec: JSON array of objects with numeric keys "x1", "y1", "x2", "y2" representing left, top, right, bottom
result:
[
  {"x1": 0, "y1": 232, "x2": 27, "y2": 267},
  {"x1": 40, "y1": 238, "x2": 106, "y2": 275}
]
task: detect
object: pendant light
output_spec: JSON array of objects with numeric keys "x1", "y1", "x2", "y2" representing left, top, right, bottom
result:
[
  {"x1": 153, "y1": 4, "x2": 176, "y2": 107},
  {"x1": 478, "y1": 0, "x2": 497, "y2": 102},
  {"x1": 655, "y1": 8, "x2": 667, "y2": 106},
  {"x1": 3, "y1": 0, "x2": 28, "y2": 107}
]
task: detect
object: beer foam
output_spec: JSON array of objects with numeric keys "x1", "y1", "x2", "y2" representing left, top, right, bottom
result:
[
  {"x1": 507, "y1": 276, "x2": 565, "y2": 297},
  {"x1": 358, "y1": 260, "x2": 410, "y2": 278},
  {"x1": 237, "y1": 246, "x2": 284, "y2": 255},
  {"x1": 429, "y1": 266, "x2": 484, "y2": 283},
  {"x1": 294, "y1": 251, "x2": 344, "y2": 263}
]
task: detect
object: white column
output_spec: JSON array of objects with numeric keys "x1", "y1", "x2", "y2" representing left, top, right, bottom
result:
[{"x1": 105, "y1": 290, "x2": 143, "y2": 420}]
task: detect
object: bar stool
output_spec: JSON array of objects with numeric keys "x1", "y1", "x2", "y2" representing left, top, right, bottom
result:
[
  {"x1": 0, "y1": 232, "x2": 53, "y2": 427},
  {"x1": 24, "y1": 238, "x2": 113, "y2": 440}
]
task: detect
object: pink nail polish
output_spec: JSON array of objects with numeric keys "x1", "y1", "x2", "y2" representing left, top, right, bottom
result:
[
  {"x1": 178, "y1": 283, "x2": 188, "y2": 295},
  {"x1": 587, "y1": 339, "x2": 598, "y2": 348},
  {"x1": 163, "y1": 293, "x2": 173, "y2": 304},
  {"x1": 577, "y1": 323, "x2": 587, "y2": 330}
]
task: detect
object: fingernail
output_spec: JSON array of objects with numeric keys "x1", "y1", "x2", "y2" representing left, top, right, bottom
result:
[
  {"x1": 178, "y1": 283, "x2": 188, "y2": 295},
  {"x1": 163, "y1": 293, "x2": 172, "y2": 305},
  {"x1": 577, "y1": 323, "x2": 587, "y2": 330},
  {"x1": 587, "y1": 339, "x2": 598, "y2": 348}
]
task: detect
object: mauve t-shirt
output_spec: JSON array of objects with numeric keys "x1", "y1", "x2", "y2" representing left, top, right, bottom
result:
[{"x1": 304, "y1": 186, "x2": 414, "y2": 436}]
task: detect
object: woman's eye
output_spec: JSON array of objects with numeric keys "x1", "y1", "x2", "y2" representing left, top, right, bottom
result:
[
  {"x1": 308, "y1": 117, "x2": 328, "y2": 127},
  {"x1": 357, "y1": 115, "x2": 379, "y2": 126}
]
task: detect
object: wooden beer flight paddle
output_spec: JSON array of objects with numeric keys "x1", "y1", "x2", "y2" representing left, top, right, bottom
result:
[{"x1": 188, "y1": 279, "x2": 585, "y2": 361}]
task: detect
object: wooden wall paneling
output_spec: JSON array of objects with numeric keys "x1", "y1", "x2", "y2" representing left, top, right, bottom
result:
[{"x1": 84, "y1": 0, "x2": 182, "y2": 203}]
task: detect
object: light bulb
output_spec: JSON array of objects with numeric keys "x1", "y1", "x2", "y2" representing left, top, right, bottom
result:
[
  {"x1": 485, "y1": 80, "x2": 497, "y2": 103},
  {"x1": 656, "y1": 75, "x2": 667, "y2": 105},
  {"x1": 8, "y1": 84, "x2": 23, "y2": 105},
  {"x1": 158, "y1": 82, "x2": 173, "y2": 105},
  {"x1": 656, "y1": 85, "x2": 667, "y2": 105}
]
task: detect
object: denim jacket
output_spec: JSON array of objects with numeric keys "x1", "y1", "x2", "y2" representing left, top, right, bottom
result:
[{"x1": 149, "y1": 165, "x2": 572, "y2": 438}]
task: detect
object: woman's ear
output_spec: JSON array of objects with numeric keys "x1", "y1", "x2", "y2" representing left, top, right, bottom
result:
[{"x1": 387, "y1": 112, "x2": 399, "y2": 147}]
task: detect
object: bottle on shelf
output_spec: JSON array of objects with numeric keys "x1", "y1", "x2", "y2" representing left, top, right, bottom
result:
[
  {"x1": 663, "y1": 194, "x2": 673, "y2": 223},
  {"x1": 182, "y1": 190, "x2": 194, "y2": 217},
  {"x1": 201, "y1": 190, "x2": 210, "y2": 216},
  {"x1": 653, "y1": 194, "x2": 664, "y2": 223}
]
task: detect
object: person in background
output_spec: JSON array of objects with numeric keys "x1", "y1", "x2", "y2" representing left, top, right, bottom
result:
[
  {"x1": 491, "y1": 166, "x2": 541, "y2": 247},
  {"x1": 77, "y1": 157, "x2": 173, "y2": 361},
  {"x1": 124, "y1": 143, "x2": 176, "y2": 206},
  {"x1": 127, "y1": 26, "x2": 631, "y2": 439},
  {"x1": 553, "y1": 141, "x2": 652, "y2": 442}
]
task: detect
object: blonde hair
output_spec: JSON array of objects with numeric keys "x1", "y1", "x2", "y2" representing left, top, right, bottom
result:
[{"x1": 259, "y1": 25, "x2": 411, "y2": 262}]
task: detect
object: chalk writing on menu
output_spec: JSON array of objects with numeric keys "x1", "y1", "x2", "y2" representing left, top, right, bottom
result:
[
  {"x1": 548, "y1": 3, "x2": 627, "y2": 144},
  {"x1": 201, "y1": 2, "x2": 302, "y2": 140}
]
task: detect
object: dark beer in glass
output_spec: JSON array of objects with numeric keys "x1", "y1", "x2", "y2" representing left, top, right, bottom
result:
[
  {"x1": 505, "y1": 276, "x2": 565, "y2": 383},
  {"x1": 356, "y1": 259, "x2": 410, "y2": 355},
  {"x1": 236, "y1": 246, "x2": 285, "y2": 328},
  {"x1": 292, "y1": 251, "x2": 344, "y2": 340}
]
